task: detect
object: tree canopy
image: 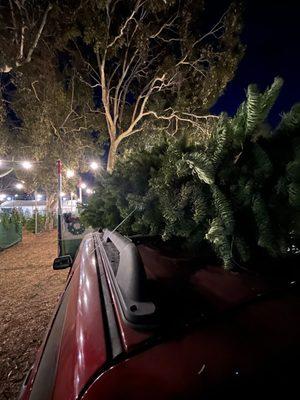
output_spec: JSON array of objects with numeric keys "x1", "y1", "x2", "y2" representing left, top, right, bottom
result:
[
  {"x1": 64, "y1": 0, "x2": 244, "y2": 171},
  {"x1": 0, "y1": 0, "x2": 244, "y2": 203},
  {"x1": 8, "y1": 57, "x2": 99, "y2": 197},
  {"x1": 0, "y1": 0, "x2": 54, "y2": 73}
]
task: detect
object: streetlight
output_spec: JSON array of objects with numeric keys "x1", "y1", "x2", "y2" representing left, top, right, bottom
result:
[
  {"x1": 86, "y1": 188, "x2": 93, "y2": 194},
  {"x1": 21, "y1": 161, "x2": 33, "y2": 170},
  {"x1": 7, "y1": 196, "x2": 12, "y2": 201},
  {"x1": 66, "y1": 169, "x2": 75, "y2": 178},
  {"x1": 80, "y1": 182, "x2": 87, "y2": 189}
]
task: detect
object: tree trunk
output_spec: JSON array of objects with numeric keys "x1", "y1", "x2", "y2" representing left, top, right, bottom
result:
[
  {"x1": 107, "y1": 140, "x2": 118, "y2": 174},
  {"x1": 45, "y1": 193, "x2": 56, "y2": 231}
]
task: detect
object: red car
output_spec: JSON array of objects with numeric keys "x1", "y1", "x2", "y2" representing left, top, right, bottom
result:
[{"x1": 19, "y1": 230, "x2": 300, "y2": 400}]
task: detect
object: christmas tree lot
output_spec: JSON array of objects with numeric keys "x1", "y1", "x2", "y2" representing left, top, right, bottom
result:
[{"x1": 82, "y1": 78, "x2": 300, "y2": 270}]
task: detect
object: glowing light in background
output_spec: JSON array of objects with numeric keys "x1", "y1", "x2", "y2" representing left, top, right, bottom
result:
[
  {"x1": 66, "y1": 169, "x2": 75, "y2": 178},
  {"x1": 21, "y1": 161, "x2": 33, "y2": 170},
  {"x1": 15, "y1": 182, "x2": 24, "y2": 190},
  {"x1": 90, "y1": 161, "x2": 99, "y2": 171}
]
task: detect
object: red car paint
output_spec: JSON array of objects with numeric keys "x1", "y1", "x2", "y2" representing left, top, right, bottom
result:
[
  {"x1": 19, "y1": 233, "x2": 300, "y2": 400},
  {"x1": 52, "y1": 235, "x2": 107, "y2": 399},
  {"x1": 82, "y1": 292, "x2": 300, "y2": 400},
  {"x1": 19, "y1": 235, "x2": 107, "y2": 400}
]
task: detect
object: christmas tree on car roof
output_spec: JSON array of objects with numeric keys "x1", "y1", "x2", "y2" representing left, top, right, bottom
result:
[{"x1": 82, "y1": 77, "x2": 300, "y2": 271}]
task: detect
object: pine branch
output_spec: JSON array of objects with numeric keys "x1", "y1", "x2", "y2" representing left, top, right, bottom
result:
[
  {"x1": 183, "y1": 152, "x2": 215, "y2": 184},
  {"x1": 252, "y1": 194, "x2": 278, "y2": 257},
  {"x1": 206, "y1": 217, "x2": 232, "y2": 268},
  {"x1": 211, "y1": 185, "x2": 234, "y2": 233}
]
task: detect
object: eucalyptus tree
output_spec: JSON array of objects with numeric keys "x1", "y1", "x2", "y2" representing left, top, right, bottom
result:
[
  {"x1": 7, "y1": 53, "x2": 100, "y2": 228},
  {"x1": 0, "y1": 0, "x2": 54, "y2": 73},
  {"x1": 69, "y1": 0, "x2": 244, "y2": 172}
]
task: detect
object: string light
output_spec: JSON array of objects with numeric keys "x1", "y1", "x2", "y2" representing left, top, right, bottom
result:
[
  {"x1": 21, "y1": 161, "x2": 33, "y2": 170},
  {"x1": 66, "y1": 169, "x2": 75, "y2": 178},
  {"x1": 15, "y1": 182, "x2": 24, "y2": 190},
  {"x1": 90, "y1": 161, "x2": 99, "y2": 170}
]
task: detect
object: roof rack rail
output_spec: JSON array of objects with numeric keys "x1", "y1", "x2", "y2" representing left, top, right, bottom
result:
[{"x1": 97, "y1": 229, "x2": 156, "y2": 327}]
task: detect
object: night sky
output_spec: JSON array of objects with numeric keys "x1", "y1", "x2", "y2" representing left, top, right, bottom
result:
[
  {"x1": 2, "y1": 0, "x2": 299, "y2": 130},
  {"x1": 211, "y1": 0, "x2": 300, "y2": 125}
]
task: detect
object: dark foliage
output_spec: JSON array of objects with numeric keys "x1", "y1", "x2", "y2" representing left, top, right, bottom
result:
[{"x1": 82, "y1": 78, "x2": 300, "y2": 269}]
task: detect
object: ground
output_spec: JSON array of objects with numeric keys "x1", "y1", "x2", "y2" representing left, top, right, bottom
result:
[{"x1": 0, "y1": 230, "x2": 68, "y2": 400}]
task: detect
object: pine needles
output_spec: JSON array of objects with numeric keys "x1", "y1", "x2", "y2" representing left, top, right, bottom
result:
[{"x1": 82, "y1": 78, "x2": 300, "y2": 269}]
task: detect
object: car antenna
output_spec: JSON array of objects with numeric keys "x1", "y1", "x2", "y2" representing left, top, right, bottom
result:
[
  {"x1": 90, "y1": 207, "x2": 137, "y2": 255},
  {"x1": 110, "y1": 206, "x2": 137, "y2": 235}
]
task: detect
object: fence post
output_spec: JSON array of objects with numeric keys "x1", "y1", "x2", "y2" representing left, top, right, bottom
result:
[{"x1": 34, "y1": 190, "x2": 38, "y2": 234}]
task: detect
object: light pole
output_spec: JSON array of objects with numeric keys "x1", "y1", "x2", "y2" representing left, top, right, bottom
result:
[
  {"x1": 78, "y1": 182, "x2": 86, "y2": 203},
  {"x1": 57, "y1": 160, "x2": 63, "y2": 256}
]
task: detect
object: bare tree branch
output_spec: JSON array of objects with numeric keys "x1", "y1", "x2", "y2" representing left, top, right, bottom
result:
[
  {"x1": 107, "y1": 0, "x2": 145, "y2": 48},
  {"x1": 31, "y1": 80, "x2": 41, "y2": 102},
  {"x1": 22, "y1": 3, "x2": 53, "y2": 65},
  {"x1": 0, "y1": 2, "x2": 53, "y2": 72}
]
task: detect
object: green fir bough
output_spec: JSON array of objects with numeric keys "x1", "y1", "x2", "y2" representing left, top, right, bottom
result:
[{"x1": 82, "y1": 78, "x2": 300, "y2": 268}]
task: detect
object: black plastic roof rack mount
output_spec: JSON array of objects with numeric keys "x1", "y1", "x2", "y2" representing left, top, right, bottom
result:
[{"x1": 97, "y1": 229, "x2": 156, "y2": 327}]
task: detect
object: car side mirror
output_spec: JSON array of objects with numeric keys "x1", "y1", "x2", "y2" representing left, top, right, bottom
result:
[{"x1": 53, "y1": 255, "x2": 72, "y2": 270}]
